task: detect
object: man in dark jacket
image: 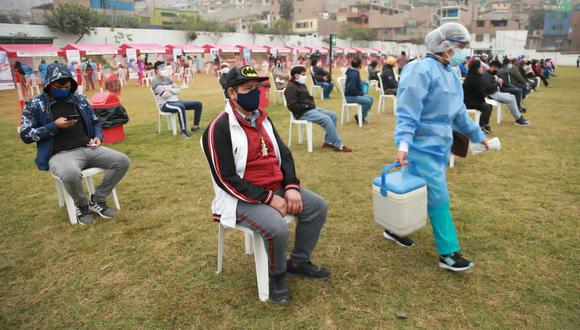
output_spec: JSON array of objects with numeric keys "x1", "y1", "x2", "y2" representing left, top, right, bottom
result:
[
  {"x1": 202, "y1": 65, "x2": 331, "y2": 305},
  {"x1": 483, "y1": 60, "x2": 529, "y2": 126},
  {"x1": 284, "y1": 66, "x2": 352, "y2": 152},
  {"x1": 498, "y1": 59, "x2": 526, "y2": 113},
  {"x1": 310, "y1": 58, "x2": 334, "y2": 99},
  {"x1": 344, "y1": 58, "x2": 373, "y2": 124},
  {"x1": 380, "y1": 56, "x2": 398, "y2": 95},
  {"x1": 19, "y1": 63, "x2": 130, "y2": 224},
  {"x1": 462, "y1": 59, "x2": 492, "y2": 133}
]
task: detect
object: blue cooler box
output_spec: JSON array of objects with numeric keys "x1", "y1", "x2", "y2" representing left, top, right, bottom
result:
[{"x1": 372, "y1": 162, "x2": 428, "y2": 236}]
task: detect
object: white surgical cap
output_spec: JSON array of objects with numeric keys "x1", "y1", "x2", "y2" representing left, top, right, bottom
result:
[{"x1": 425, "y1": 23, "x2": 471, "y2": 53}]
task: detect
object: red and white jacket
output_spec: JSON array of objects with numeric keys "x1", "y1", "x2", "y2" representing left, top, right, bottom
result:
[{"x1": 201, "y1": 102, "x2": 300, "y2": 228}]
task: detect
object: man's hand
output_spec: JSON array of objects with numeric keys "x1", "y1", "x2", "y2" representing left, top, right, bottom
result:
[
  {"x1": 87, "y1": 137, "x2": 101, "y2": 148},
  {"x1": 284, "y1": 189, "x2": 303, "y2": 215},
  {"x1": 269, "y1": 194, "x2": 287, "y2": 217},
  {"x1": 395, "y1": 151, "x2": 408, "y2": 166},
  {"x1": 55, "y1": 117, "x2": 77, "y2": 130}
]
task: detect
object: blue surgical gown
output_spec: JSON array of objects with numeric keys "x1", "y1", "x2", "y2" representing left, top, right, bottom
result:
[{"x1": 394, "y1": 55, "x2": 485, "y2": 207}]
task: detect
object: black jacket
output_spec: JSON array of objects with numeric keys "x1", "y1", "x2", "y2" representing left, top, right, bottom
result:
[
  {"x1": 481, "y1": 71, "x2": 499, "y2": 96},
  {"x1": 312, "y1": 66, "x2": 330, "y2": 83},
  {"x1": 462, "y1": 72, "x2": 486, "y2": 105},
  {"x1": 284, "y1": 80, "x2": 316, "y2": 119},
  {"x1": 380, "y1": 65, "x2": 398, "y2": 91}
]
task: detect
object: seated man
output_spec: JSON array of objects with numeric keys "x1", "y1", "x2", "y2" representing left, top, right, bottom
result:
[
  {"x1": 367, "y1": 61, "x2": 380, "y2": 81},
  {"x1": 345, "y1": 58, "x2": 374, "y2": 125},
  {"x1": 151, "y1": 60, "x2": 203, "y2": 139},
  {"x1": 19, "y1": 63, "x2": 130, "y2": 224},
  {"x1": 498, "y1": 59, "x2": 526, "y2": 113},
  {"x1": 510, "y1": 58, "x2": 532, "y2": 97},
  {"x1": 463, "y1": 59, "x2": 493, "y2": 133},
  {"x1": 380, "y1": 56, "x2": 398, "y2": 95},
  {"x1": 201, "y1": 65, "x2": 331, "y2": 305},
  {"x1": 483, "y1": 61, "x2": 529, "y2": 126},
  {"x1": 284, "y1": 66, "x2": 352, "y2": 152},
  {"x1": 310, "y1": 58, "x2": 334, "y2": 99}
]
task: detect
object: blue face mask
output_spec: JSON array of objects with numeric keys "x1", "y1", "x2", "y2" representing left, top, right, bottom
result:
[
  {"x1": 236, "y1": 88, "x2": 261, "y2": 111},
  {"x1": 51, "y1": 87, "x2": 71, "y2": 99},
  {"x1": 507, "y1": 64, "x2": 513, "y2": 70},
  {"x1": 449, "y1": 48, "x2": 468, "y2": 67}
]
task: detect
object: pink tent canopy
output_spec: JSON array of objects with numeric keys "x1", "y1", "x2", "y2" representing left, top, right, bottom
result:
[
  {"x1": 263, "y1": 45, "x2": 291, "y2": 53},
  {"x1": 355, "y1": 48, "x2": 379, "y2": 55},
  {"x1": 235, "y1": 44, "x2": 268, "y2": 53},
  {"x1": 118, "y1": 43, "x2": 165, "y2": 55},
  {"x1": 322, "y1": 46, "x2": 344, "y2": 54},
  {"x1": 342, "y1": 48, "x2": 360, "y2": 54},
  {"x1": 0, "y1": 44, "x2": 59, "y2": 58},
  {"x1": 60, "y1": 44, "x2": 118, "y2": 56},
  {"x1": 202, "y1": 44, "x2": 240, "y2": 53},
  {"x1": 309, "y1": 46, "x2": 328, "y2": 53},
  {"x1": 286, "y1": 46, "x2": 311, "y2": 54},
  {"x1": 165, "y1": 44, "x2": 205, "y2": 54}
]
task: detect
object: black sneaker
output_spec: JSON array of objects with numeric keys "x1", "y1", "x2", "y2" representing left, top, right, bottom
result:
[
  {"x1": 481, "y1": 125, "x2": 493, "y2": 135},
  {"x1": 181, "y1": 131, "x2": 193, "y2": 139},
  {"x1": 383, "y1": 230, "x2": 415, "y2": 248},
  {"x1": 438, "y1": 252, "x2": 475, "y2": 272},
  {"x1": 515, "y1": 117, "x2": 529, "y2": 126},
  {"x1": 76, "y1": 205, "x2": 94, "y2": 225},
  {"x1": 269, "y1": 274, "x2": 291, "y2": 305},
  {"x1": 190, "y1": 126, "x2": 204, "y2": 132},
  {"x1": 89, "y1": 195, "x2": 115, "y2": 219},
  {"x1": 286, "y1": 260, "x2": 331, "y2": 279},
  {"x1": 354, "y1": 114, "x2": 360, "y2": 125},
  {"x1": 520, "y1": 107, "x2": 527, "y2": 113}
]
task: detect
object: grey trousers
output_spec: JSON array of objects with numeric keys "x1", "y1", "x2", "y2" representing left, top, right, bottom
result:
[
  {"x1": 236, "y1": 187, "x2": 328, "y2": 276},
  {"x1": 489, "y1": 91, "x2": 522, "y2": 120},
  {"x1": 49, "y1": 146, "x2": 130, "y2": 207}
]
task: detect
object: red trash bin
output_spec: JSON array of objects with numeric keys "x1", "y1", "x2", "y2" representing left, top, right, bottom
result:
[
  {"x1": 91, "y1": 92, "x2": 127, "y2": 144},
  {"x1": 258, "y1": 74, "x2": 270, "y2": 110}
]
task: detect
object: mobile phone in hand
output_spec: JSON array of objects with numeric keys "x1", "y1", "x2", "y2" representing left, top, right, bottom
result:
[{"x1": 66, "y1": 114, "x2": 80, "y2": 120}]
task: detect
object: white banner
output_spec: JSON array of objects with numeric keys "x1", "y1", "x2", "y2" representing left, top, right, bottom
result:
[
  {"x1": 172, "y1": 48, "x2": 183, "y2": 62},
  {"x1": 0, "y1": 51, "x2": 15, "y2": 90},
  {"x1": 66, "y1": 49, "x2": 81, "y2": 65},
  {"x1": 85, "y1": 49, "x2": 117, "y2": 55}
]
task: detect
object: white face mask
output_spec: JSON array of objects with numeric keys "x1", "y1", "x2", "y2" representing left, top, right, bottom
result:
[{"x1": 296, "y1": 75, "x2": 307, "y2": 85}]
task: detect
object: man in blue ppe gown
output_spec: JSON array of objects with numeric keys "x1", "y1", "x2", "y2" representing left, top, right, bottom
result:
[{"x1": 388, "y1": 23, "x2": 489, "y2": 272}]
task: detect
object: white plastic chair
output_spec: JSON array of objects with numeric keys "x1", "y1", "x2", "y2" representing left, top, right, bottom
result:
[
  {"x1": 485, "y1": 98, "x2": 504, "y2": 124},
  {"x1": 377, "y1": 74, "x2": 397, "y2": 115},
  {"x1": 309, "y1": 68, "x2": 323, "y2": 100},
  {"x1": 150, "y1": 89, "x2": 178, "y2": 135},
  {"x1": 288, "y1": 113, "x2": 313, "y2": 152},
  {"x1": 27, "y1": 75, "x2": 41, "y2": 95},
  {"x1": 50, "y1": 167, "x2": 120, "y2": 224},
  {"x1": 336, "y1": 76, "x2": 363, "y2": 128}
]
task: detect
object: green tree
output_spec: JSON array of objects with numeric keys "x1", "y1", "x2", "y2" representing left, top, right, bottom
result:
[
  {"x1": 528, "y1": 9, "x2": 546, "y2": 32},
  {"x1": 46, "y1": 4, "x2": 101, "y2": 43},
  {"x1": 250, "y1": 22, "x2": 269, "y2": 34},
  {"x1": 271, "y1": 19, "x2": 293, "y2": 45},
  {"x1": 109, "y1": 16, "x2": 141, "y2": 29},
  {"x1": 338, "y1": 24, "x2": 377, "y2": 42},
  {"x1": 279, "y1": 0, "x2": 293, "y2": 21}
]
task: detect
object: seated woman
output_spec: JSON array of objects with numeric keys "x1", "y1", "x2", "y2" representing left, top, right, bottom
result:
[
  {"x1": 367, "y1": 61, "x2": 380, "y2": 81},
  {"x1": 380, "y1": 56, "x2": 398, "y2": 95},
  {"x1": 462, "y1": 59, "x2": 493, "y2": 134},
  {"x1": 345, "y1": 58, "x2": 374, "y2": 125},
  {"x1": 271, "y1": 58, "x2": 291, "y2": 90}
]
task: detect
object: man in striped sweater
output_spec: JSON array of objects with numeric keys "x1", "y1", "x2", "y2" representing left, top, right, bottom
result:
[{"x1": 201, "y1": 65, "x2": 330, "y2": 305}]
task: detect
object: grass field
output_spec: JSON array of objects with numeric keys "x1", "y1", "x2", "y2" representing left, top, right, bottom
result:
[{"x1": 0, "y1": 66, "x2": 578, "y2": 329}]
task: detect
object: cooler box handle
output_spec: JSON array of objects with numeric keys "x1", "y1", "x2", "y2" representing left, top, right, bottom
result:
[{"x1": 380, "y1": 162, "x2": 401, "y2": 197}]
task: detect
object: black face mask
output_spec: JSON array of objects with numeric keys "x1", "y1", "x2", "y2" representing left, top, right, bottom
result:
[{"x1": 489, "y1": 70, "x2": 498, "y2": 75}]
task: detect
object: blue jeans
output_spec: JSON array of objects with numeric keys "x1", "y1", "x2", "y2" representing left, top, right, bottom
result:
[
  {"x1": 345, "y1": 95, "x2": 373, "y2": 119},
  {"x1": 500, "y1": 86, "x2": 523, "y2": 109},
  {"x1": 162, "y1": 100, "x2": 203, "y2": 133},
  {"x1": 299, "y1": 108, "x2": 343, "y2": 148},
  {"x1": 316, "y1": 81, "x2": 334, "y2": 99}
]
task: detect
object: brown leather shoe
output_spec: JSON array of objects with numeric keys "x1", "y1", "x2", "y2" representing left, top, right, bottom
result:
[
  {"x1": 322, "y1": 142, "x2": 334, "y2": 149},
  {"x1": 335, "y1": 145, "x2": 352, "y2": 152}
]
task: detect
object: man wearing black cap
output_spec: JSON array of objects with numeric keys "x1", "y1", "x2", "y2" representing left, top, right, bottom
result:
[
  {"x1": 19, "y1": 63, "x2": 130, "y2": 225},
  {"x1": 201, "y1": 65, "x2": 331, "y2": 305}
]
